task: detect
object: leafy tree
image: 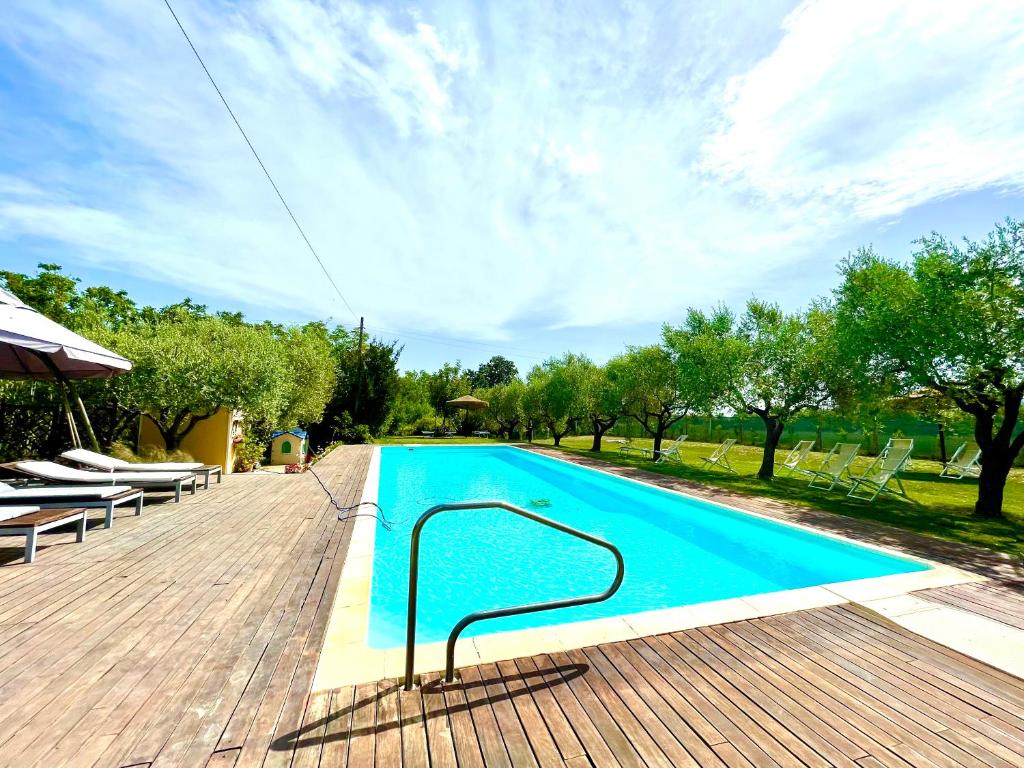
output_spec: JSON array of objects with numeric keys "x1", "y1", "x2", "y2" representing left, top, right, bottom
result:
[
  {"x1": 522, "y1": 374, "x2": 545, "y2": 442},
  {"x1": 111, "y1": 316, "x2": 289, "y2": 450},
  {"x1": 483, "y1": 380, "x2": 526, "y2": 439},
  {"x1": 834, "y1": 220, "x2": 1024, "y2": 517},
  {"x1": 1, "y1": 263, "x2": 83, "y2": 329},
  {"x1": 389, "y1": 371, "x2": 435, "y2": 434},
  {"x1": 276, "y1": 323, "x2": 336, "y2": 428},
  {"x1": 468, "y1": 355, "x2": 519, "y2": 388},
  {"x1": 609, "y1": 345, "x2": 693, "y2": 459},
  {"x1": 427, "y1": 362, "x2": 470, "y2": 425},
  {"x1": 888, "y1": 389, "x2": 960, "y2": 464},
  {"x1": 526, "y1": 354, "x2": 590, "y2": 446},
  {"x1": 309, "y1": 328, "x2": 402, "y2": 446},
  {"x1": 665, "y1": 301, "x2": 838, "y2": 478},
  {"x1": 583, "y1": 363, "x2": 623, "y2": 452}
]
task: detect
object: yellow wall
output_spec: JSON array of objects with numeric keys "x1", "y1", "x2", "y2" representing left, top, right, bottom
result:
[
  {"x1": 270, "y1": 433, "x2": 307, "y2": 465},
  {"x1": 138, "y1": 408, "x2": 241, "y2": 473}
]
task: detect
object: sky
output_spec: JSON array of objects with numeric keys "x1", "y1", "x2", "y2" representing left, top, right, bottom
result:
[{"x1": 1, "y1": 0, "x2": 1023, "y2": 373}]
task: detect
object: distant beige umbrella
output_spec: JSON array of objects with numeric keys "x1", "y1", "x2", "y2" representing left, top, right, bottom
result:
[
  {"x1": 445, "y1": 395, "x2": 489, "y2": 411},
  {"x1": 444, "y1": 395, "x2": 489, "y2": 435}
]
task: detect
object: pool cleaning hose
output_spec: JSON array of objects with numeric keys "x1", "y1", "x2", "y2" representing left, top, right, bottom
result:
[{"x1": 307, "y1": 464, "x2": 396, "y2": 531}]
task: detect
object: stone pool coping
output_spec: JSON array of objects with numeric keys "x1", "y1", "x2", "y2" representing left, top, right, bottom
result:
[{"x1": 312, "y1": 445, "x2": 986, "y2": 690}]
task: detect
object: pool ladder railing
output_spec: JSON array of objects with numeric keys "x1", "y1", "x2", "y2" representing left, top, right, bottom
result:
[{"x1": 403, "y1": 500, "x2": 625, "y2": 691}]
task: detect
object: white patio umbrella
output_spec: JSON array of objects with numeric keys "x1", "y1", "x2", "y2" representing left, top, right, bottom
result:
[{"x1": 0, "y1": 287, "x2": 132, "y2": 449}]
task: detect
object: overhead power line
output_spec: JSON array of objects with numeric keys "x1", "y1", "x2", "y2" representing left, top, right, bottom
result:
[{"x1": 161, "y1": 0, "x2": 359, "y2": 322}]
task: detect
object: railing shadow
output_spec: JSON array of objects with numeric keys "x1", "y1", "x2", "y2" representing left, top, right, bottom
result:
[{"x1": 271, "y1": 661, "x2": 588, "y2": 752}]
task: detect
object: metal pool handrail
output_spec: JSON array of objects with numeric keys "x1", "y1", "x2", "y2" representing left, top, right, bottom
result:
[{"x1": 404, "y1": 500, "x2": 625, "y2": 691}]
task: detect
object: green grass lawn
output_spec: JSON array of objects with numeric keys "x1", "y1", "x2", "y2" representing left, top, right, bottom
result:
[{"x1": 375, "y1": 434, "x2": 1024, "y2": 557}]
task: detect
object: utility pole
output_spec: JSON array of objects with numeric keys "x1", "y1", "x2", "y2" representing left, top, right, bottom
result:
[{"x1": 353, "y1": 317, "x2": 365, "y2": 420}]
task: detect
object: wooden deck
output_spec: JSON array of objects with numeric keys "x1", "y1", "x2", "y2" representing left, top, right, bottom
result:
[
  {"x1": 919, "y1": 580, "x2": 1024, "y2": 631},
  {"x1": 0, "y1": 445, "x2": 371, "y2": 768},
  {"x1": 301, "y1": 603, "x2": 1024, "y2": 768},
  {"x1": 0, "y1": 444, "x2": 1022, "y2": 767}
]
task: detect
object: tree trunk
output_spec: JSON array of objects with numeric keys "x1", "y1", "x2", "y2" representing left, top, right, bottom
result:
[
  {"x1": 590, "y1": 416, "x2": 617, "y2": 452},
  {"x1": 652, "y1": 424, "x2": 665, "y2": 460},
  {"x1": 975, "y1": 454, "x2": 1011, "y2": 518},
  {"x1": 553, "y1": 433, "x2": 562, "y2": 446},
  {"x1": 758, "y1": 416, "x2": 785, "y2": 480},
  {"x1": 937, "y1": 422, "x2": 947, "y2": 464}
]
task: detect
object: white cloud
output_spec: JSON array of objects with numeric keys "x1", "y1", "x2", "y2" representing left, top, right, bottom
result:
[
  {"x1": 1, "y1": 0, "x2": 1023, "y2": 344},
  {"x1": 700, "y1": 0, "x2": 1024, "y2": 217}
]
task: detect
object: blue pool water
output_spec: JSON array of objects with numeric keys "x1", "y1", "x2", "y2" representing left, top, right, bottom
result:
[{"x1": 368, "y1": 446, "x2": 927, "y2": 648}]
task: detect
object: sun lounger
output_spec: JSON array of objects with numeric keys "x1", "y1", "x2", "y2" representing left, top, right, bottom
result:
[
  {"x1": 0, "y1": 481, "x2": 143, "y2": 528},
  {"x1": 12, "y1": 461, "x2": 196, "y2": 503},
  {"x1": 618, "y1": 439, "x2": 651, "y2": 459},
  {"x1": 807, "y1": 443, "x2": 860, "y2": 490},
  {"x1": 655, "y1": 435, "x2": 689, "y2": 464},
  {"x1": 700, "y1": 439, "x2": 738, "y2": 473},
  {"x1": 939, "y1": 442, "x2": 982, "y2": 479},
  {"x1": 62, "y1": 448, "x2": 222, "y2": 489},
  {"x1": 0, "y1": 506, "x2": 86, "y2": 563},
  {"x1": 777, "y1": 440, "x2": 815, "y2": 476},
  {"x1": 847, "y1": 444, "x2": 914, "y2": 502}
]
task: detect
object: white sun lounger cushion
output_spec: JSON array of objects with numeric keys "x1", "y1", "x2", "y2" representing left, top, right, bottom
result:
[
  {"x1": 16, "y1": 461, "x2": 192, "y2": 484},
  {"x1": 62, "y1": 448, "x2": 203, "y2": 472},
  {"x1": 0, "y1": 483, "x2": 132, "y2": 500}
]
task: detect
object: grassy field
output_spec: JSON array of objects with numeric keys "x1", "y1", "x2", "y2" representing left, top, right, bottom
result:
[{"x1": 376, "y1": 434, "x2": 1024, "y2": 557}]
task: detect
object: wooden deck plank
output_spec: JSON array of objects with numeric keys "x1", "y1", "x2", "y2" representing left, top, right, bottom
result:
[{"x1": 918, "y1": 582, "x2": 1024, "y2": 630}]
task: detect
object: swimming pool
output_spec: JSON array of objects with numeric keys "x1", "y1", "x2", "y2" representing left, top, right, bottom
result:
[{"x1": 368, "y1": 445, "x2": 928, "y2": 648}]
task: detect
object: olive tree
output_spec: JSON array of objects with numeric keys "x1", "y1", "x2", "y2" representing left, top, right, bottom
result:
[
  {"x1": 111, "y1": 316, "x2": 290, "y2": 450},
  {"x1": 583, "y1": 363, "x2": 623, "y2": 452},
  {"x1": 609, "y1": 345, "x2": 693, "y2": 460},
  {"x1": 276, "y1": 322, "x2": 336, "y2": 428},
  {"x1": 665, "y1": 301, "x2": 838, "y2": 479},
  {"x1": 483, "y1": 380, "x2": 526, "y2": 439},
  {"x1": 526, "y1": 354, "x2": 589, "y2": 446},
  {"x1": 834, "y1": 220, "x2": 1024, "y2": 518}
]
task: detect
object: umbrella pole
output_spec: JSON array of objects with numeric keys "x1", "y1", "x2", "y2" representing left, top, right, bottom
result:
[
  {"x1": 72, "y1": 388, "x2": 101, "y2": 453},
  {"x1": 30, "y1": 350, "x2": 101, "y2": 451},
  {"x1": 56, "y1": 381, "x2": 81, "y2": 449}
]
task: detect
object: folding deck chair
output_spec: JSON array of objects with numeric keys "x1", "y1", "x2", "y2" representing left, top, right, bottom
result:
[
  {"x1": 700, "y1": 439, "x2": 738, "y2": 473},
  {"x1": 881, "y1": 437, "x2": 915, "y2": 470},
  {"x1": 807, "y1": 443, "x2": 860, "y2": 490},
  {"x1": 655, "y1": 435, "x2": 688, "y2": 464},
  {"x1": 939, "y1": 442, "x2": 982, "y2": 479},
  {"x1": 847, "y1": 445, "x2": 914, "y2": 502},
  {"x1": 777, "y1": 440, "x2": 815, "y2": 476}
]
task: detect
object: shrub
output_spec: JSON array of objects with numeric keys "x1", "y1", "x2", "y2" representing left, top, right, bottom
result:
[{"x1": 111, "y1": 441, "x2": 195, "y2": 464}]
